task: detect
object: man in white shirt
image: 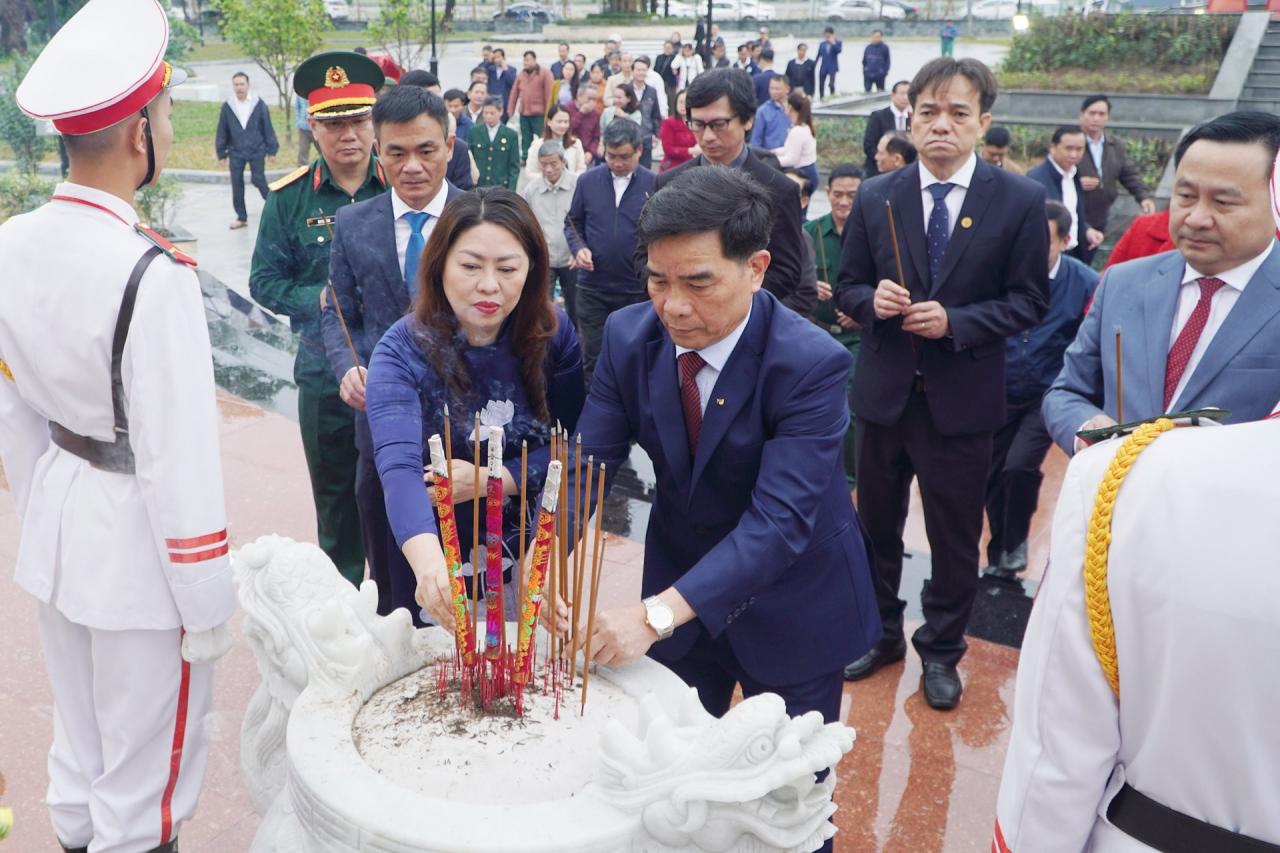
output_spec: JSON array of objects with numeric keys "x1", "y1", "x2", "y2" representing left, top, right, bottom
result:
[
  {"x1": 321, "y1": 85, "x2": 465, "y2": 622},
  {"x1": 1027, "y1": 125, "x2": 1104, "y2": 263},
  {"x1": 1043, "y1": 110, "x2": 1280, "y2": 454}
]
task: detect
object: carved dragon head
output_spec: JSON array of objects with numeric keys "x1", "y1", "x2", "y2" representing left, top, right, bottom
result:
[{"x1": 596, "y1": 689, "x2": 854, "y2": 853}]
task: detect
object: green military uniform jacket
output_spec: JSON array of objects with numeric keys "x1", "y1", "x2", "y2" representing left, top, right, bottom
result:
[
  {"x1": 249, "y1": 155, "x2": 388, "y2": 389},
  {"x1": 467, "y1": 123, "x2": 521, "y2": 191},
  {"x1": 805, "y1": 213, "x2": 860, "y2": 353}
]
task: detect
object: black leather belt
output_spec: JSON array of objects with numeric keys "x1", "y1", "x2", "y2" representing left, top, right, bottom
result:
[
  {"x1": 1108, "y1": 783, "x2": 1280, "y2": 853},
  {"x1": 46, "y1": 246, "x2": 161, "y2": 476}
]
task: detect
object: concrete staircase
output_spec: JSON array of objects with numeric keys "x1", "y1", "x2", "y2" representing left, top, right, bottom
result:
[{"x1": 1238, "y1": 20, "x2": 1280, "y2": 113}]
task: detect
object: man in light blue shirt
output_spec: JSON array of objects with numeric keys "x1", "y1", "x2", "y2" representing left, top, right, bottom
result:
[
  {"x1": 749, "y1": 74, "x2": 790, "y2": 150},
  {"x1": 294, "y1": 94, "x2": 315, "y2": 165}
]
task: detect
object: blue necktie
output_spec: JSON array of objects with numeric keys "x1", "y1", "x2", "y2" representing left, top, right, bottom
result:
[
  {"x1": 403, "y1": 211, "x2": 430, "y2": 297},
  {"x1": 926, "y1": 182, "x2": 954, "y2": 287}
]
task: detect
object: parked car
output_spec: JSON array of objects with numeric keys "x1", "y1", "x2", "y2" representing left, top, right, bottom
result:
[
  {"x1": 881, "y1": 0, "x2": 919, "y2": 16},
  {"x1": 324, "y1": 0, "x2": 350, "y2": 21},
  {"x1": 710, "y1": 0, "x2": 777, "y2": 20},
  {"x1": 494, "y1": 0, "x2": 560, "y2": 21},
  {"x1": 825, "y1": 0, "x2": 906, "y2": 19},
  {"x1": 664, "y1": 0, "x2": 699, "y2": 14}
]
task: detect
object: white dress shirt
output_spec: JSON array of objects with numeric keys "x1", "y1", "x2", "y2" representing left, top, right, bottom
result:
[
  {"x1": 1087, "y1": 132, "x2": 1105, "y2": 178},
  {"x1": 889, "y1": 103, "x2": 910, "y2": 132},
  {"x1": 918, "y1": 152, "x2": 977, "y2": 239},
  {"x1": 230, "y1": 94, "x2": 257, "y2": 129},
  {"x1": 674, "y1": 304, "x2": 752, "y2": 415},
  {"x1": 612, "y1": 171, "x2": 633, "y2": 206},
  {"x1": 487, "y1": 124, "x2": 499, "y2": 142},
  {"x1": 391, "y1": 182, "x2": 450, "y2": 275},
  {"x1": 1049, "y1": 157, "x2": 1080, "y2": 249},
  {"x1": 1168, "y1": 242, "x2": 1273, "y2": 405}
]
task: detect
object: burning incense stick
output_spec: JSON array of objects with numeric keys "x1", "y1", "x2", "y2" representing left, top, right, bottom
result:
[
  {"x1": 570, "y1": 454, "x2": 593, "y2": 668},
  {"x1": 570, "y1": 435, "x2": 583, "y2": 658},
  {"x1": 558, "y1": 428, "x2": 570, "y2": 666},
  {"x1": 428, "y1": 435, "x2": 474, "y2": 665},
  {"x1": 885, "y1": 199, "x2": 917, "y2": 354},
  {"x1": 548, "y1": 427, "x2": 559, "y2": 662},
  {"x1": 514, "y1": 460, "x2": 563, "y2": 685},
  {"x1": 484, "y1": 426, "x2": 505, "y2": 659},
  {"x1": 326, "y1": 282, "x2": 364, "y2": 387},
  {"x1": 580, "y1": 463, "x2": 608, "y2": 715},
  {"x1": 442, "y1": 404, "x2": 453, "y2": 482},
  {"x1": 517, "y1": 439, "x2": 528, "y2": 647}
]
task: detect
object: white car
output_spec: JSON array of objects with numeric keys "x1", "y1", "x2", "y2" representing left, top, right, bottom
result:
[
  {"x1": 825, "y1": 0, "x2": 905, "y2": 18},
  {"x1": 710, "y1": 0, "x2": 777, "y2": 21},
  {"x1": 664, "y1": 0, "x2": 699, "y2": 14},
  {"x1": 325, "y1": 0, "x2": 351, "y2": 21}
]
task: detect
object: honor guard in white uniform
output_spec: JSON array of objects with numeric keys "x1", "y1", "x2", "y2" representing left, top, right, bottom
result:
[
  {"x1": 0, "y1": 1, "x2": 234, "y2": 850},
  {"x1": 993, "y1": 415, "x2": 1280, "y2": 852}
]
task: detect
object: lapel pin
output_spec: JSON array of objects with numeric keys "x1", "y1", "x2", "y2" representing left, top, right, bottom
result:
[
  {"x1": 715, "y1": 398, "x2": 725, "y2": 406},
  {"x1": 960, "y1": 216, "x2": 973, "y2": 229}
]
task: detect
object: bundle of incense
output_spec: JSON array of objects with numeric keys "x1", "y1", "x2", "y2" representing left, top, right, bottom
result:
[
  {"x1": 569, "y1": 440, "x2": 586, "y2": 663},
  {"x1": 428, "y1": 435, "x2": 474, "y2": 665},
  {"x1": 516, "y1": 440, "x2": 528, "y2": 641},
  {"x1": 547, "y1": 428, "x2": 560, "y2": 663},
  {"x1": 558, "y1": 428, "x2": 570, "y2": 668},
  {"x1": 514, "y1": 459, "x2": 563, "y2": 685},
  {"x1": 484, "y1": 426, "x2": 505, "y2": 659},
  {"x1": 471, "y1": 413, "x2": 482, "y2": 643}
]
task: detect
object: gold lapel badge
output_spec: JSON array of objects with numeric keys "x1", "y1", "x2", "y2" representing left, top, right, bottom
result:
[
  {"x1": 960, "y1": 216, "x2": 973, "y2": 229},
  {"x1": 715, "y1": 398, "x2": 725, "y2": 406}
]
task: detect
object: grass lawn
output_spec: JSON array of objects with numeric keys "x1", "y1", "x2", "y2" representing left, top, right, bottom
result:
[{"x1": 185, "y1": 31, "x2": 369, "y2": 64}]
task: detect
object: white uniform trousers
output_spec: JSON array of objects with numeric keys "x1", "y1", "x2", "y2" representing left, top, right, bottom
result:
[{"x1": 36, "y1": 602, "x2": 214, "y2": 853}]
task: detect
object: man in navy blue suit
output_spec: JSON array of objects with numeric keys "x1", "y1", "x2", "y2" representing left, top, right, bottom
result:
[
  {"x1": 836, "y1": 58, "x2": 1049, "y2": 710},
  {"x1": 322, "y1": 85, "x2": 465, "y2": 622},
  {"x1": 570, "y1": 167, "x2": 881, "y2": 756},
  {"x1": 1025, "y1": 125, "x2": 1104, "y2": 264}
]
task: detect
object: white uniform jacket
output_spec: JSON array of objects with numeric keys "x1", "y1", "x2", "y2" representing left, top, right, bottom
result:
[
  {"x1": 994, "y1": 418, "x2": 1280, "y2": 851},
  {"x1": 0, "y1": 182, "x2": 234, "y2": 633}
]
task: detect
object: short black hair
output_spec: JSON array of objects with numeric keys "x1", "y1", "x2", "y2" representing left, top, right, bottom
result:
[
  {"x1": 524, "y1": 50, "x2": 537, "y2": 59},
  {"x1": 482, "y1": 95, "x2": 505, "y2": 111},
  {"x1": 468, "y1": 79, "x2": 487, "y2": 93},
  {"x1": 1080, "y1": 94, "x2": 1110, "y2": 113},
  {"x1": 471, "y1": 65, "x2": 489, "y2": 78},
  {"x1": 883, "y1": 131, "x2": 917, "y2": 164},
  {"x1": 872, "y1": 28, "x2": 882, "y2": 35},
  {"x1": 984, "y1": 125, "x2": 1012, "y2": 147},
  {"x1": 891, "y1": 79, "x2": 910, "y2": 94},
  {"x1": 784, "y1": 167, "x2": 813, "y2": 199},
  {"x1": 829, "y1": 163, "x2": 864, "y2": 185},
  {"x1": 633, "y1": 54, "x2": 651, "y2": 69},
  {"x1": 685, "y1": 68, "x2": 756, "y2": 123},
  {"x1": 1045, "y1": 199, "x2": 1073, "y2": 239},
  {"x1": 493, "y1": 47, "x2": 506, "y2": 57},
  {"x1": 760, "y1": 47, "x2": 774, "y2": 62},
  {"x1": 637, "y1": 165, "x2": 775, "y2": 263},
  {"x1": 443, "y1": 88, "x2": 466, "y2": 103},
  {"x1": 400, "y1": 69, "x2": 440, "y2": 89},
  {"x1": 559, "y1": 41, "x2": 570, "y2": 49},
  {"x1": 602, "y1": 116, "x2": 643, "y2": 150},
  {"x1": 1051, "y1": 124, "x2": 1084, "y2": 145},
  {"x1": 824, "y1": 25, "x2": 835, "y2": 33},
  {"x1": 232, "y1": 71, "x2": 249, "y2": 82},
  {"x1": 355, "y1": 46, "x2": 368, "y2": 55},
  {"x1": 373, "y1": 85, "x2": 450, "y2": 137},
  {"x1": 1174, "y1": 110, "x2": 1280, "y2": 178},
  {"x1": 909, "y1": 57, "x2": 998, "y2": 114}
]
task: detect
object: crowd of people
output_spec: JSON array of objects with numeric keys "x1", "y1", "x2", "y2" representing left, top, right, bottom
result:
[{"x1": 5, "y1": 1, "x2": 1280, "y2": 849}]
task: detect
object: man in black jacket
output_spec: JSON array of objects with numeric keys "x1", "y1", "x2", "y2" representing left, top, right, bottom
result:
[
  {"x1": 656, "y1": 68, "x2": 815, "y2": 316},
  {"x1": 862, "y1": 79, "x2": 911, "y2": 177},
  {"x1": 216, "y1": 71, "x2": 279, "y2": 229},
  {"x1": 837, "y1": 58, "x2": 1049, "y2": 711},
  {"x1": 785, "y1": 42, "x2": 816, "y2": 96},
  {"x1": 655, "y1": 40, "x2": 678, "y2": 115},
  {"x1": 631, "y1": 56, "x2": 665, "y2": 169}
]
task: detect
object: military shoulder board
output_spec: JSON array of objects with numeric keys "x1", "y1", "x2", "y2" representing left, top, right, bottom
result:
[{"x1": 134, "y1": 223, "x2": 198, "y2": 267}]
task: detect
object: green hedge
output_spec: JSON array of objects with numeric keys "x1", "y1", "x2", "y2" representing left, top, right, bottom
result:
[{"x1": 1002, "y1": 13, "x2": 1235, "y2": 74}]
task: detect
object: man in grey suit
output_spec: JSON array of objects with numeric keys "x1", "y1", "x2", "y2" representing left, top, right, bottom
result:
[
  {"x1": 1044, "y1": 111, "x2": 1280, "y2": 454},
  {"x1": 322, "y1": 85, "x2": 466, "y2": 621}
]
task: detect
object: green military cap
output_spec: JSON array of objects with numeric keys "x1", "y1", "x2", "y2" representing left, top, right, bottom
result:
[{"x1": 294, "y1": 50, "x2": 384, "y2": 119}]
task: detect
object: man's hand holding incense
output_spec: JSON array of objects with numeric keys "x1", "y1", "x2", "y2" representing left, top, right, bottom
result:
[
  {"x1": 874, "y1": 279, "x2": 912, "y2": 319},
  {"x1": 589, "y1": 590, "x2": 696, "y2": 667},
  {"x1": 339, "y1": 366, "x2": 367, "y2": 411}
]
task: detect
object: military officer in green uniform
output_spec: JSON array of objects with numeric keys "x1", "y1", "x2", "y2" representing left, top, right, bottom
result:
[
  {"x1": 249, "y1": 51, "x2": 388, "y2": 585},
  {"x1": 806, "y1": 164, "x2": 864, "y2": 490},
  {"x1": 467, "y1": 95, "x2": 521, "y2": 190}
]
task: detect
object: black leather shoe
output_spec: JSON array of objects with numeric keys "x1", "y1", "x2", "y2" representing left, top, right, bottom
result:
[
  {"x1": 921, "y1": 662, "x2": 963, "y2": 710},
  {"x1": 843, "y1": 640, "x2": 907, "y2": 681}
]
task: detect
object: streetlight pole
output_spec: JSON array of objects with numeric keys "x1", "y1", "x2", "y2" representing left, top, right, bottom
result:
[
  {"x1": 706, "y1": 0, "x2": 713, "y2": 65},
  {"x1": 430, "y1": 0, "x2": 439, "y2": 76}
]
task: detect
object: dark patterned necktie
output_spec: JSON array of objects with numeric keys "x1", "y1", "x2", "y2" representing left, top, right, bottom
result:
[
  {"x1": 926, "y1": 182, "x2": 955, "y2": 286},
  {"x1": 678, "y1": 350, "x2": 706, "y2": 455},
  {"x1": 1163, "y1": 276, "x2": 1226, "y2": 409}
]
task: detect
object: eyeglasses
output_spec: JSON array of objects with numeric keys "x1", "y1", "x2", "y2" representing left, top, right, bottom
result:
[{"x1": 688, "y1": 117, "x2": 735, "y2": 133}]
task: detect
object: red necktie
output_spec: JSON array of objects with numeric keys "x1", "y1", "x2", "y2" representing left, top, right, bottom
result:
[
  {"x1": 1163, "y1": 276, "x2": 1226, "y2": 410},
  {"x1": 678, "y1": 350, "x2": 706, "y2": 454}
]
